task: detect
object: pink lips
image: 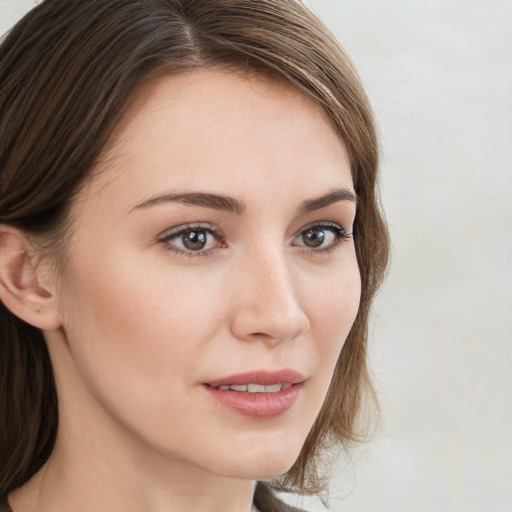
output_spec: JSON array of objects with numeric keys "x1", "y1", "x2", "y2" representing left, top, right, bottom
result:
[{"x1": 203, "y1": 369, "x2": 305, "y2": 420}]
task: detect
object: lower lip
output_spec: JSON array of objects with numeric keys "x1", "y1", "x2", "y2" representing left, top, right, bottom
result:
[{"x1": 203, "y1": 383, "x2": 303, "y2": 419}]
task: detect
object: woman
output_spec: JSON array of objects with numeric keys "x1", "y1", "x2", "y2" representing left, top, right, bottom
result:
[{"x1": 0, "y1": 1, "x2": 389, "y2": 511}]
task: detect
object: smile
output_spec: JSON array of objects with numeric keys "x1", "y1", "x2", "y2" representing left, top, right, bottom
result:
[
  {"x1": 202, "y1": 369, "x2": 305, "y2": 419},
  {"x1": 212, "y1": 383, "x2": 293, "y2": 393}
]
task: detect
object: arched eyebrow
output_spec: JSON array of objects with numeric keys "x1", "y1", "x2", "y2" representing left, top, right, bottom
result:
[
  {"x1": 131, "y1": 187, "x2": 356, "y2": 215},
  {"x1": 131, "y1": 192, "x2": 245, "y2": 214},
  {"x1": 299, "y1": 188, "x2": 357, "y2": 213}
]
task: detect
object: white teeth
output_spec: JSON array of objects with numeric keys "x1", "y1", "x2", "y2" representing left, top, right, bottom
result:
[
  {"x1": 247, "y1": 384, "x2": 266, "y2": 393},
  {"x1": 216, "y1": 383, "x2": 291, "y2": 393},
  {"x1": 230, "y1": 384, "x2": 248, "y2": 392},
  {"x1": 264, "y1": 384, "x2": 282, "y2": 393}
]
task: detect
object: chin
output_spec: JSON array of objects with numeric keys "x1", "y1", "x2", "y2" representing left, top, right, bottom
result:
[
  {"x1": 204, "y1": 435, "x2": 304, "y2": 481},
  {"x1": 220, "y1": 459, "x2": 298, "y2": 481}
]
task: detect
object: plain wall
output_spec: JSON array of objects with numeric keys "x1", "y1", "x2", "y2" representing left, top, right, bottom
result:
[
  {"x1": 1, "y1": 1, "x2": 511, "y2": 511},
  {"x1": 294, "y1": 2, "x2": 512, "y2": 511}
]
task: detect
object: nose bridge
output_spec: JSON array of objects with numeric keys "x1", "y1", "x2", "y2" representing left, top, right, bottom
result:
[{"x1": 230, "y1": 243, "x2": 310, "y2": 343}]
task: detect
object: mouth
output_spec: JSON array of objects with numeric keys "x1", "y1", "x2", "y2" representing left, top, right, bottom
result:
[
  {"x1": 202, "y1": 369, "x2": 305, "y2": 419},
  {"x1": 205, "y1": 369, "x2": 304, "y2": 388},
  {"x1": 206, "y1": 382, "x2": 293, "y2": 393}
]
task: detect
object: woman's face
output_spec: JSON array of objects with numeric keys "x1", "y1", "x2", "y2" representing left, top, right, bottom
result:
[{"x1": 48, "y1": 70, "x2": 360, "y2": 480}]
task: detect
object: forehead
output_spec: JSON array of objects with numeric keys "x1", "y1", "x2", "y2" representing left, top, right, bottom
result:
[{"x1": 85, "y1": 69, "x2": 352, "y2": 211}]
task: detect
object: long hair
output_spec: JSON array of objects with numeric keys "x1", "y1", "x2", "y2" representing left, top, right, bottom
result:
[{"x1": 0, "y1": 0, "x2": 389, "y2": 497}]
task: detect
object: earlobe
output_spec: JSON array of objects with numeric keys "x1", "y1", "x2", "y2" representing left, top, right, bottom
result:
[{"x1": 0, "y1": 225, "x2": 61, "y2": 330}]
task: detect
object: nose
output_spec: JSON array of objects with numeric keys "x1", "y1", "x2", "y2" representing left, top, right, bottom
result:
[{"x1": 229, "y1": 248, "x2": 310, "y2": 345}]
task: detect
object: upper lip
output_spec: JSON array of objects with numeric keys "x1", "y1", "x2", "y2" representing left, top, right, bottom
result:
[{"x1": 205, "y1": 369, "x2": 305, "y2": 387}]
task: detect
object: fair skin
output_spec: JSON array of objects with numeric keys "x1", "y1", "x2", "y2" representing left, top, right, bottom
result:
[{"x1": 1, "y1": 70, "x2": 360, "y2": 512}]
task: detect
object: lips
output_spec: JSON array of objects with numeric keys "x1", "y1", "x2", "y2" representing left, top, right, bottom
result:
[
  {"x1": 205, "y1": 369, "x2": 305, "y2": 388},
  {"x1": 202, "y1": 369, "x2": 305, "y2": 419},
  {"x1": 213, "y1": 383, "x2": 293, "y2": 393}
]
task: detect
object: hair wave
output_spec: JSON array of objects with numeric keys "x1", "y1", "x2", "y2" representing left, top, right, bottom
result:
[{"x1": 0, "y1": 0, "x2": 389, "y2": 497}]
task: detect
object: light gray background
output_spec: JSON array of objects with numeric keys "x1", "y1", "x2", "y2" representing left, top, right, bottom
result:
[{"x1": 1, "y1": 1, "x2": 511, "y2": 511}]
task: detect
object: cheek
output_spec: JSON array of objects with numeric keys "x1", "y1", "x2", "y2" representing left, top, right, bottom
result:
[
  {"x1": 56, "y1": 248, "x2": 236, "y2": 456},
  {"x1": 58, "y1": 247, "x2": 223, "y2": 406},
  {"x1": 286, "y1": 255, "x2": 361, "y2": 434},
  {"x1": 307, "y1": 260, "x2": 361, "y2": 362}
]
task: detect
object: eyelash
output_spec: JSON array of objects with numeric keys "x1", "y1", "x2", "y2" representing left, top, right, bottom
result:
[
  {"x1": 157, "y1": 221, "x2": 352, "y2": 258},
  {"x1": 158, "y1": 223, "x2": 224, "y2": 258},
  {"x1": 299, "y1": 221, "x2": 352, "y2": 256}
]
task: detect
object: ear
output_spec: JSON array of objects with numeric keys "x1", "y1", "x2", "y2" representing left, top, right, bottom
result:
[{"x1": 0, "y1": 224, "x2": 62, "y2": 330}]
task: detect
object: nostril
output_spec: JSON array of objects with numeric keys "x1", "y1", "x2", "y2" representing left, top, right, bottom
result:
[
  {"x1": 231, "y1": 310, "x2": 310, "y2": 344},
  {"x1": 228, "y1": 258, "x2": 310, "y2": 343}
]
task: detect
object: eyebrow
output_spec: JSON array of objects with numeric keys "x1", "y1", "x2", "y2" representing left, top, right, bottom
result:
[
  {"x1": 299, "y1": 188, "x2": 357, "y2": 214},
  {"x1": 132, "y1": 192, "x2": 245, "y2": 214},
  {"x1": 131, "y1": 187, "x2": 356, "y2": 215}
]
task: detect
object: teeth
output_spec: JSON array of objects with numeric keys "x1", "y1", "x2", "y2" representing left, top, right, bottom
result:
[
  {"x1": 247, "y1": 384, "x2": 266, "y2": 393},
  {"x1": 216, "y1": 383, "x2": 291, "y2": 393},
  {"x1": 264, "y1": 384, "x2": 282, "y2": 393}
]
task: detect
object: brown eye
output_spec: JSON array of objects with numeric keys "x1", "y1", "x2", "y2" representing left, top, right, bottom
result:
[
  {"x1": 160, "y1": 225, "x2": 221, "y2": 255},
  {"x1": 293, "y1": 222, "x2": 349, "y2": 252},
  {"x1": 182, "y1": 230, "x2": 208, "y2": 250},
  {"x1": 302, "y1": 228, "x2": 326, "y2": 248}
]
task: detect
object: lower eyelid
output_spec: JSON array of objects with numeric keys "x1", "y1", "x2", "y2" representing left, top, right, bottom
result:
[
  {"x1": 157, "y1": 222, "x2": 350, "y2": 256},
  {"x1": 157, "y1": 224, "x2": 227, "y2": 257}
]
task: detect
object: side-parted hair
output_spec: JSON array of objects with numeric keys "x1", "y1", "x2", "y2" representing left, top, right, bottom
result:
[{"x1": 0, "y1": 0, "x2": 389, "y2": 498}]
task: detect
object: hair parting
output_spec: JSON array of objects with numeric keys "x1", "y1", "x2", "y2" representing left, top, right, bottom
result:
[{"x1": 0, "y1": 0, "x2": 389, "y2": 499}]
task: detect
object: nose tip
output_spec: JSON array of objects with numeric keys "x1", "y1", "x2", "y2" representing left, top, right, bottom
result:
[
  {"x1": 231, "y1": 307, "x2": 310, "y2": 344},
  {"x1": 229, "y1": 259, "x2": 310, "y2": 345}
]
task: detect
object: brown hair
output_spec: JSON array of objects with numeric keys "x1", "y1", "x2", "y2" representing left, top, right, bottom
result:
[{"x1": 0, "y1": 0, "x2": 389, "y2": 498}]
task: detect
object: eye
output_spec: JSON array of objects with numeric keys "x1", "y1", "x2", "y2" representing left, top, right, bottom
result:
[
  {"x1": 158, "y1": 224, "x2": 224, "y2": 256},
  {"x1": 292, "y1": 222, "x2": 351, "y2": 252}
]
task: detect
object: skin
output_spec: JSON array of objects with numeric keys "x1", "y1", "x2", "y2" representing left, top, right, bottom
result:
[{"x1": 7, "y1": 70, "x2": 360, "y2": 512}]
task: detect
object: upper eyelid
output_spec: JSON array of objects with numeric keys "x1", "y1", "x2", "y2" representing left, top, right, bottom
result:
[
  {"x1": 159, "y1": 222, "x2": 222, "y2": 238},
  {"x1": 158, "y1": 224, "x2": 223, "y2": 257},
  {"x1": 298, "y1": 220, "x2": 342, "y2": 231},
  {"x1": 159, "y1": 220, "x2": 348, "y2": 239},
  {"x1": 294, "y1": 220, "x2": 350, "y2": 236}
]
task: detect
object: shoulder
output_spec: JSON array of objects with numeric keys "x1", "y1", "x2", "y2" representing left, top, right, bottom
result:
[{"x1": 254, "y1": 482, "x2": 307, "y2": 512}]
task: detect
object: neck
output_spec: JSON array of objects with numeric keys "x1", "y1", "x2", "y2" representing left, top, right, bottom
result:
[{"x1": 10, "y1": 444, "x2": 257, "y2": 512}]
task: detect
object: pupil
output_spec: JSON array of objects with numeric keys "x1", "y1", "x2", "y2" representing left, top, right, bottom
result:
[
  {"x1": 183, "y1": 230, "x2": 207, "y2": 250},
  {"x1": 303, "y1": 228, "x2": 325, "y2": 247}
]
